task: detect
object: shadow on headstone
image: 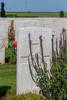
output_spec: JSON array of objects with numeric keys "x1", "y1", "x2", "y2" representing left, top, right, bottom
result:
[
  {"x1": 1, "y1": 2, "x2": 6, "y2": 17},
  {"x1": 0, "y1": 86, "x2": 11, "y2": 97}
]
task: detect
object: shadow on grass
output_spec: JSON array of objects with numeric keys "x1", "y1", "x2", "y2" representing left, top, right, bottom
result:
[{"x1": 0, "y1": 86, "x2": 11, "y2": 97}]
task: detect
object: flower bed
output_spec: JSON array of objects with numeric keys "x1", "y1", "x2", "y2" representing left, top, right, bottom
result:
[
  {"x1": 28, "y1": 28, "x2": 67, "y2": 100},
  {"x1": 5, "y1": 20, "x2": 17, "y2": 64}
]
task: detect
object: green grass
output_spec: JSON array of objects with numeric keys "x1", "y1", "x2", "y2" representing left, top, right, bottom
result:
[
  {"x1": 0, "y1": 64, "x2": 46, "y2": 100},
  {"x1": 0, "y1": 64, "x2": 16, "y2": 97},
  {"x1": 0, "y1": 46, "x2": 46, "y2": 100},
  {"x1": 5, "y1": 12, "x2": 60, "y2": 17},
  {"x1": 1, "y1": 93, "x2": 46, "y2": 100},
  {"x1": 0, "y1": 12, "x2": 67, "y2": 17}
]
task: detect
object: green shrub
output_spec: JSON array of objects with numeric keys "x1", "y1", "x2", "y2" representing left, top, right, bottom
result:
[
  {"x1": 35, "y1": 59, "x2": 67, "y2": 100},
  {"x1": 5, "y1": 57, "x2": 10, "y2": 63},
  {"x1": 5, "y1": 21, "x2": 17, "y2": 64},
  {"x1": 5, "y1": 48, "x2": 16, "y2": 64},
  {"x1": 59, "y1": 11, "x2": 64, "y2": 17},
  {"x1": 50, "y1": 59, "x2": 67, "y2": 100}
]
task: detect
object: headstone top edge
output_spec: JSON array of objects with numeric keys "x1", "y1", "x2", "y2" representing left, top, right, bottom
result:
[{"x1": 18, "y1": 27, "x2": 52, "y2": 31}]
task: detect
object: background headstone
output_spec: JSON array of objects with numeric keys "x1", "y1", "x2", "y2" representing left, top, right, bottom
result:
[
  {"x1": 0, "y1": 20, "x2": 9, "y2": 64},
  {"x1": 0, "y1": 39, "x2": 5, "y2": 64},
  {"x1": 0, "y1": 20, "x2": 9, "y2": 47},
  {"x1": 15, "y1": 18, "x2": 67, "y2": 53}
]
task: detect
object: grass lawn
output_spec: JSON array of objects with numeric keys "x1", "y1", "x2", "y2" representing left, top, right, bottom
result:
[
  {"x1": 0, "y1": 12, "x2": 67, "y2": 17},
  {"x1": 5, "y1": 12, "x2": 60, "y2": 17},
  {"x1": 0, "y1": 64, "x2": 46, "y2": 100},
  {"x1": 0, "y1": 64, "x2": 16, "y2": 97}
]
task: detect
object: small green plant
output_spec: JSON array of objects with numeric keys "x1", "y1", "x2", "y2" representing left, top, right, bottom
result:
[{"x1": 1, "y1": 93, "x2": 46, "y2": 100}]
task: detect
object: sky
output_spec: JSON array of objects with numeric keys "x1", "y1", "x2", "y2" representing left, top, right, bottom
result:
[{"x1": 0, "y1": 0, "x2": 67, "y2": 12}]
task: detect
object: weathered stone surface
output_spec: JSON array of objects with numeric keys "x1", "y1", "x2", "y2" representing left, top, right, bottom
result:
[
  {"x1": 17, "y1": 27, "x2": 52, "y2": 95},
  {"x1": 0, "y1": 20, "x2": 9, "y2": 64},
  {"x1": 0, "y1": 39, "x2": 5, "y2": 64},
  {"x1": 15, "y1": 18, "x2": 67, "y2": 54}
]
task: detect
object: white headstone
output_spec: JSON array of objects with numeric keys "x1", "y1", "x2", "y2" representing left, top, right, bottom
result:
[
  {"x1": 17, "y1": 27, "x2": 52, "y2": 95},
  {"x1": 15, "y1": 18, "x2": 67, "y2": 41},
  {"x1": 0, "y1": 21, "x2": 9, "y2": 64},
  {"x1": 15, "y1": 18, "x2": 67, "y2": 55},
  {"x1": 0, "y1": 39, "x2": 5, "y2": 64},
  {"x1": 0, "y1": 18, "x2": 16, "y2": 64},
  {"x1": 0, "y1": 21, "x2": 9, "y2": 47},
  {"x1": 15, "y1": 19, "x2": 43, "y2": 41}
]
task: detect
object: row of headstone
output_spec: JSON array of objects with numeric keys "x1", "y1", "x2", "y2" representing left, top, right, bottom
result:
[
  {"x1": 14, "y1": 18, "x2": 67, "y2": 41},
  {"x1": 0, "y1": 18, "x2": 67, "y2": 64},
  {"x1": 0, "y1": 18, "x2": 67, "y2": 95},
  {"x1": 15, "y1": 18, "x2": 67, "y2": 55}
]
